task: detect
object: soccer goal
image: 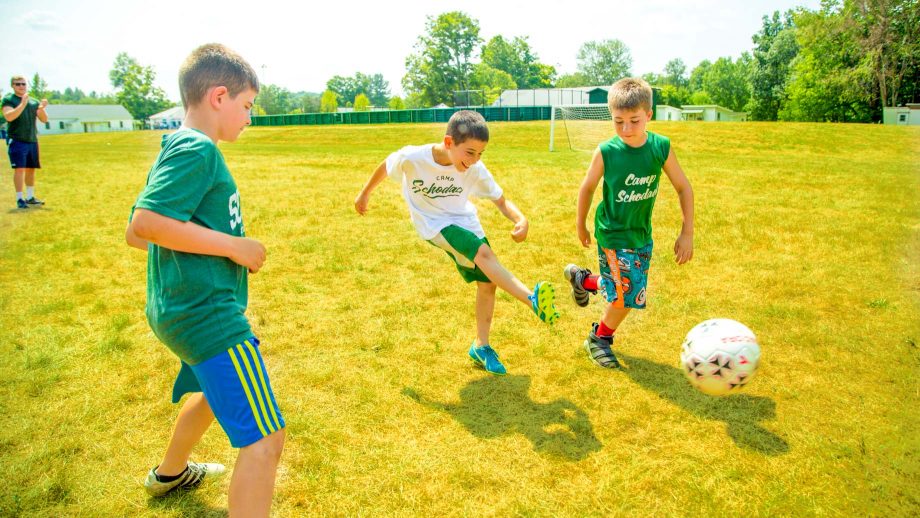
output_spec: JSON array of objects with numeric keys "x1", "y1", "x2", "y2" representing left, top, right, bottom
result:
[{"x1": 549, "y1": 104, "x2": 612, "y2": 152}]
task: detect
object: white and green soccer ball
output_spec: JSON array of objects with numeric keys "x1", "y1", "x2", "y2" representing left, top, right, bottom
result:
[{"x1": 680, "y1": 319, "x2": 761, "y2": 396}]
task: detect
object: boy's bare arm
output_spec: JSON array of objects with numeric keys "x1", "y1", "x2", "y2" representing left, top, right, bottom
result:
[
  {"x1": 354, "y1": 161, "x2": 388, "y2": 215},
  {"x1": 662, "y1": 148, "x2": 694, "y2": 264},
  {"x1": 125, "y1": 222, "x2": 148, "y2": 251},
  {"x1": 492, "y1": 196, "x2": 529, "y2": 242},
  {"x1": 36, "y1": 100, "x2": 49, "y2": 123},
  {"x1": 576, "y1": 149, "x2": 605, "y2": 248},
  {"x1": 129, "y1": 208, "x2": 266, "y2": 272}
]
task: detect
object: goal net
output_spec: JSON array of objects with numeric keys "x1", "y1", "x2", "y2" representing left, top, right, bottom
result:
[{"x1": 549, "y1": 104, "x2": 612, "y2": 152}]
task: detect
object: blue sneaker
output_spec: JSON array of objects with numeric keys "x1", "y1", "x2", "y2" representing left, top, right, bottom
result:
[
  {"x1": 468, "y1": 342, "x2": 507, "y2": 375},
  {"x1": 16, "y1": 199, "x2": 28, "y2": 210},
  {"x1": 529, "y1": 281, "x2": 560, "y2": 325}
]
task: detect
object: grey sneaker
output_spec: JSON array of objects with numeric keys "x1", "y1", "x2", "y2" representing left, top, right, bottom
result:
[
  {"x1": 564, "y1": 264, "x2": 595, "y2": 307},
  {"x1": 584, "y1": 323, "x2": 621, "y2": 369},
  {"x1": 144, "y1": 461, "x2": 226, "y2": 497},
  {"x1": 25, "y1": 197, "x2": 44, "y2": 206}
]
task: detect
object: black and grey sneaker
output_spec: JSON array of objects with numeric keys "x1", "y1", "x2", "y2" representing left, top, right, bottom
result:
[
  {"x1": 16, "y1": 199, "x2": 28, "y2": 209},
  {"x1": 144, "y1": 461, "x2": 226, "y2": 497},
  {"x1": 25, "y1": 197, "x2": 44, "y2": 206},
  {"x1": 584, "y1": 323, "x2": 621, "y2": 369},
  {"x1": 564, "y1": 264, "x2": 595, "y2": 307}
]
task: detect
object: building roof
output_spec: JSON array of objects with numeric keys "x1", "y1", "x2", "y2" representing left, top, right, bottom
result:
[
  {"x1": 45, "y1": 104, "x2": 134, "y2": 120},
  {"x1": 149, "y1": 106, "x2": 185, "y2": 120}
]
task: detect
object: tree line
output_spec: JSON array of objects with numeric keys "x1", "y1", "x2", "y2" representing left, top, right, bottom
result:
[{"x1": 12, "y1": 0, "x2": 916, "y2": 123}]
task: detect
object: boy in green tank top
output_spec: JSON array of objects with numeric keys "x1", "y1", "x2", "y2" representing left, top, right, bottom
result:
[
  {"x1": 125, "y1": 44, "x2": 284, "y2": 516},
  {"x1": 565, "y1": 77, "x2": 695, "y2": 368}
]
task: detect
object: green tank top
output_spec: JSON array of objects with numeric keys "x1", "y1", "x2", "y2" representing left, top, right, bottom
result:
[
  {"x1": 132, "y1": 128, "x2": 252, "y2": 364},
  {"x1": 594, "y1": 131, "x2": 671, "y2": 249}
]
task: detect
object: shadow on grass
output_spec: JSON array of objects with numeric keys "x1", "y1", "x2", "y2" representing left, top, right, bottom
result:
[
  {"x1": 147, "y1": 490, "x2": 227, "y2": 517},
  {"x1": 619, "y1": 354, "x2": 789, "y2": 456},
  {"x1": 403, "y1": 375, "x2": 602, "y2": 461}
]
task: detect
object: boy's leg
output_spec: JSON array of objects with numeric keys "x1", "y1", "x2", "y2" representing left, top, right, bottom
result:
[
  {"x1": 13, "y1": 168, "x2": 24, "y2": 203},
  {"x1": 229, "y1": 429, "x2": 285, "y2": 518},
  {"x1": 473, "y1": 244, "x2": 531, "y2": 304},
  {"x1": 601, "y1": 304, "x2": 631, "y2": 332},
  {"x1": 157, "y1": 393, "x2": 215, "y2": 476},
  {"x1": 475, "y1": 281, "x2": 497, "y2": 346}
]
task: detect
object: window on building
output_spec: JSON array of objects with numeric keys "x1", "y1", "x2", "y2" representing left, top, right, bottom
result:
[
  {"x1": 120, "y1": 121, "x2": 124, "y2": 128},
  {"x1": 45, "y1": 122, "x2": 51, "y2": 129},
  {"x1": 900, "y1": 114, "x2": 908, "y2": 122},
  {"x1": 59, "y1": 121, "x2": 65, "y2": 130}
]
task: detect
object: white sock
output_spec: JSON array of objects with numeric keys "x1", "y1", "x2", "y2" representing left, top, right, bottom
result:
[
  {"x1": 16, "y1": 192, "x2": 24, "y2": 201},
  {"x1": 26, "y1": 187, "x2": 34, "y2": 199}
]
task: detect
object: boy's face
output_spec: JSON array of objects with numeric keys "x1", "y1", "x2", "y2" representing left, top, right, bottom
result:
[
  {"x1": 611, "y1": 107, "x2": 652, "y2": 147},
  {"x1": 216, "y1": 87, "x2": 257, "y2": 142},
  {"x1": 11, "y1": 79, "x2": 27, "y2": 96},
  {"x1": 444, "y1": 136, "x2": 487, "y2": 172}
]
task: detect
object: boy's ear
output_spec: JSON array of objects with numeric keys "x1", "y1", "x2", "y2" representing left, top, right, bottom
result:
[
  {"x1": 208, "y1": 86, "x2": 229, "y2": 109},
  {"x1": 443, "y1": 135, "x2": 454, "y2": 149}
]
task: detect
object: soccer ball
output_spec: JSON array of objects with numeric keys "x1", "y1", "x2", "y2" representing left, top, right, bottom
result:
[{"x1": 680, "y1": 319, "x2": 761, "y2": 396}]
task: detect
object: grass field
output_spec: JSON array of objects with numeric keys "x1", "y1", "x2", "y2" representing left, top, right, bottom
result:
[{"x1": 0, "y1": 120, "x2": 918, "y2": 517}]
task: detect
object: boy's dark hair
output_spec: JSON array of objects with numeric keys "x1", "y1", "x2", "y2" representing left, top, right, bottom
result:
[
  {"x1": 446, "y1": 110, "x2": 489, "y2": 143},
  {"x1": 607, "y1": 77, "x2": 653, "y2": 113},
  {"x1": 179, "y1": 43, "x2": 260, "y2": 108}
]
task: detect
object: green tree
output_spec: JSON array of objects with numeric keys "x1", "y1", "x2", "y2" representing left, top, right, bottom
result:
[
  {"x1": 576, "y1": 39, "x2": 632, "y2": 85},
  {"x1": 555, "y1": 72, "x2": 592, "y2": 88},
  {"x1": 388, "y1": 96, "x2": 406, "y2": 110},
  {"x1": 354, "y1": 93, "x2": 371, "y2": 111},
  {"x1": 327, "y1": 73, "x2": 390, "y2": 108},
  {"x1": 748, "y1": 11, "x2": 798, "y2": 120},
  {"x1": 701, "y1": 55, "x2": 752, "y2": 112},
  {"x1": 29, "y1": 73, "x2": 49, "y2": 99},
  {"x1": 320, "y1": 90, "x2": 338, "y2": 112},
  {"x1": 255, "y1": 84, "x2": 296, "y2": 115},
  {"x1": 688, "y1": 60, "x2": 712, "y2": 93},
  {"x1": 109, "y1": 52, "x2": 172, "y2": 120},
  {"x1": 402, "y1": 11, "x2": 483, "y2": 106},
  {"x1": 470, "y1": 63, "x2": 516, "y2": 105},
  {"x1": 662, "y1": 58, "x2": 689, "y2": 87},
  {"x1": 481, "y1": 35, "x2": 555, "y2": 89},
  {"x1": 849, "y1": 0, "x2": 920, "y2": 108}
]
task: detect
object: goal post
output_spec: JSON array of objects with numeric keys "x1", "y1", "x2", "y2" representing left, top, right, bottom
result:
[{"x1": 548, "y1": 104, "x2": 612, "y2": 152}]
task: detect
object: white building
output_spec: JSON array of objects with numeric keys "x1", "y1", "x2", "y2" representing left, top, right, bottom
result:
[
  {"x1": 680, "y1": 105, "x2": 748, "y2": 121},
  {"x1": 656, "y1": 105, "x2": 684, "y2": 121},
  {"x1": 883, "y1": 104, "x2": 920, "y2": 125},
  {"x1": 37, "y1": 104, "x2": 135, "y2": 135},
  {"x1": 148, "y1": 106, "x2": 184, "y2": 129},
  {"x1": 493, "y1": 87, "x2": 608, "y2": 107}
]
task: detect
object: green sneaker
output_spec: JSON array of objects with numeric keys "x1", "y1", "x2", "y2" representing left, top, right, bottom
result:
[
  {"x1": 529, "y1": 281, "x2": 560, "y2": 325},
  {"x1": 469, "y1": 342, "x2": 507, "y2": 375},
  {"x1": 144, "y1": 461, "x2": 226, "y2": 497}
]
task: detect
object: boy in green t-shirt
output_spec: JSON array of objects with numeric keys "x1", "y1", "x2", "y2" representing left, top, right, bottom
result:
[
  {"x1": 566, "y1": 77, "x2": 695, "y2": 368},
  {"x1": 126, "y1": 44, "x2": 284, "y2": 516}
]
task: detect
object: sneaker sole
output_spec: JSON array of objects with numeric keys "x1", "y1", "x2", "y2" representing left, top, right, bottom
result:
[
  {"x1": 534, "y1": 282, "x2": 560, "y2": 325},
  {"x1": 563, "y1": 264, "x2": 590, "y2": 307}
]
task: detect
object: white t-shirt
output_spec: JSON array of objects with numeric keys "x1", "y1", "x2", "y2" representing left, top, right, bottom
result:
[{"x1": 386, "y1": 144, "x2": 503, "y2": 240}]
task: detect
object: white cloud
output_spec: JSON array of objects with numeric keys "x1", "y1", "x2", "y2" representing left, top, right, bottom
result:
[{"x1": 19, "y1": 10, "x2": 61, "y2": 31}]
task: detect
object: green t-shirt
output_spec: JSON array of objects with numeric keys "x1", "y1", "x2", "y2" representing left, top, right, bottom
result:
[
  {"x1": 132, "y1": 128, "x2": 252, "y2": 364},
  {"x1": 1, "y1": 94, "x2": 39, "y2": 142},
  {"x1": 594, "y1": 131, "x2": 671, "y2": 249}
]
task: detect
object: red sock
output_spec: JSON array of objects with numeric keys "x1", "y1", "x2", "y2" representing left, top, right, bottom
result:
[
  {"x1": 597, "y1": 322, "x2": 615, "y2": 337},
  {"x1": 583, "y1": 275, "x2": 599, "y2": 291}
]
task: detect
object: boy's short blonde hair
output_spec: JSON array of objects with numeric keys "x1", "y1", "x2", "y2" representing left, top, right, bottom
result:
[
  {"x1": 179, "y1": 44, "x2": 259, "y2": 108},
  {"x1": 607, "y1": 77, "x2": 653, "y2": 113},
  {"x1": 10, "y1": 75, "x2": 26, "y2": 86}
]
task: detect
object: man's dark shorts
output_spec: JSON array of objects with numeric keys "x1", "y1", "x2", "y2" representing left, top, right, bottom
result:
[{"x1": 8, "y1": 140, "x2": 40, "y2": 169}]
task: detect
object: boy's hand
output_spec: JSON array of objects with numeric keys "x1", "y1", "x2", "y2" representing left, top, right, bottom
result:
[
  {"x1": 39, "y1": 99, "x2": 49, "y2": 109},
  {"x1": 230, "y1": 237, "x2": 266, "y2": 273},
  {"x1": 511, "y1": 218, "x2": 529, "y2": 242},
  {"x1": 577, "y1": 225, "x2": 592, "y2": 248},
  {"x1": 19, "y1": 93, "x2": 29, "y2": 105},
  {"x1": 674, "y1": 232, "x2": 693, "y2": 264},
  {"x1": 354, "y1": 191, "x2": 371, "y2": 215}
]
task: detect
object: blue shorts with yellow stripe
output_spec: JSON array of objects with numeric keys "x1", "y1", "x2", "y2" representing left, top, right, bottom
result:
[{"x1": 172, "y1": 337, "x2": 284, "y2": 448}]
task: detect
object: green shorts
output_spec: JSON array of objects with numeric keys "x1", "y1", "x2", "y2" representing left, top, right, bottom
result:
[{"x1": 428, "y1": 225, "x2": 491, "y2": 283}]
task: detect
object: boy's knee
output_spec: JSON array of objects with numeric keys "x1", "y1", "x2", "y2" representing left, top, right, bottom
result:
[
  {"x1": 478, "y1": 281, "x2": 497, "y2": 292},
  {"x1": 244, "y1": 429, "x2": 285, "y2": 462},
  {"x1": 473, "y1": 244, "x2": 495, "y2": 263}
]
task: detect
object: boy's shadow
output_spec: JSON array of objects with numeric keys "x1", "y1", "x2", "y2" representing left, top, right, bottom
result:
[
  {"x1": 403, "y1": 375, "x2": 602, "y2": 461},
  {"x1": 619, "y1": 354, "x2": 789, "y2": 455},
  {"x1": 147, "y1": 491, "x2": 227, "y2": 517}
]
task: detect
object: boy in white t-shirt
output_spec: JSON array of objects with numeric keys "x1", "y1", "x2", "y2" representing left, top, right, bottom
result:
[{"x1": 354, "y1": 110, "x2": 559, "y2": 375}]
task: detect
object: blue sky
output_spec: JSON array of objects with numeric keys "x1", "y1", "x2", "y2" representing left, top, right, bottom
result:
[{"x1": 4, "y1": 0, "x2": 820, "y2": 102}]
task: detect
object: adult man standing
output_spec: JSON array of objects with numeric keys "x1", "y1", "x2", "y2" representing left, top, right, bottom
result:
[{"x1": 2, "y1": 76, "x2": 48, "y2": 209}]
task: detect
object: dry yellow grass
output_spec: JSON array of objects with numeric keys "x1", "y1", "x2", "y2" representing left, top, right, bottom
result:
[{"x1": 0, "y1": 121, "x2": 917, "y2": 516}]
